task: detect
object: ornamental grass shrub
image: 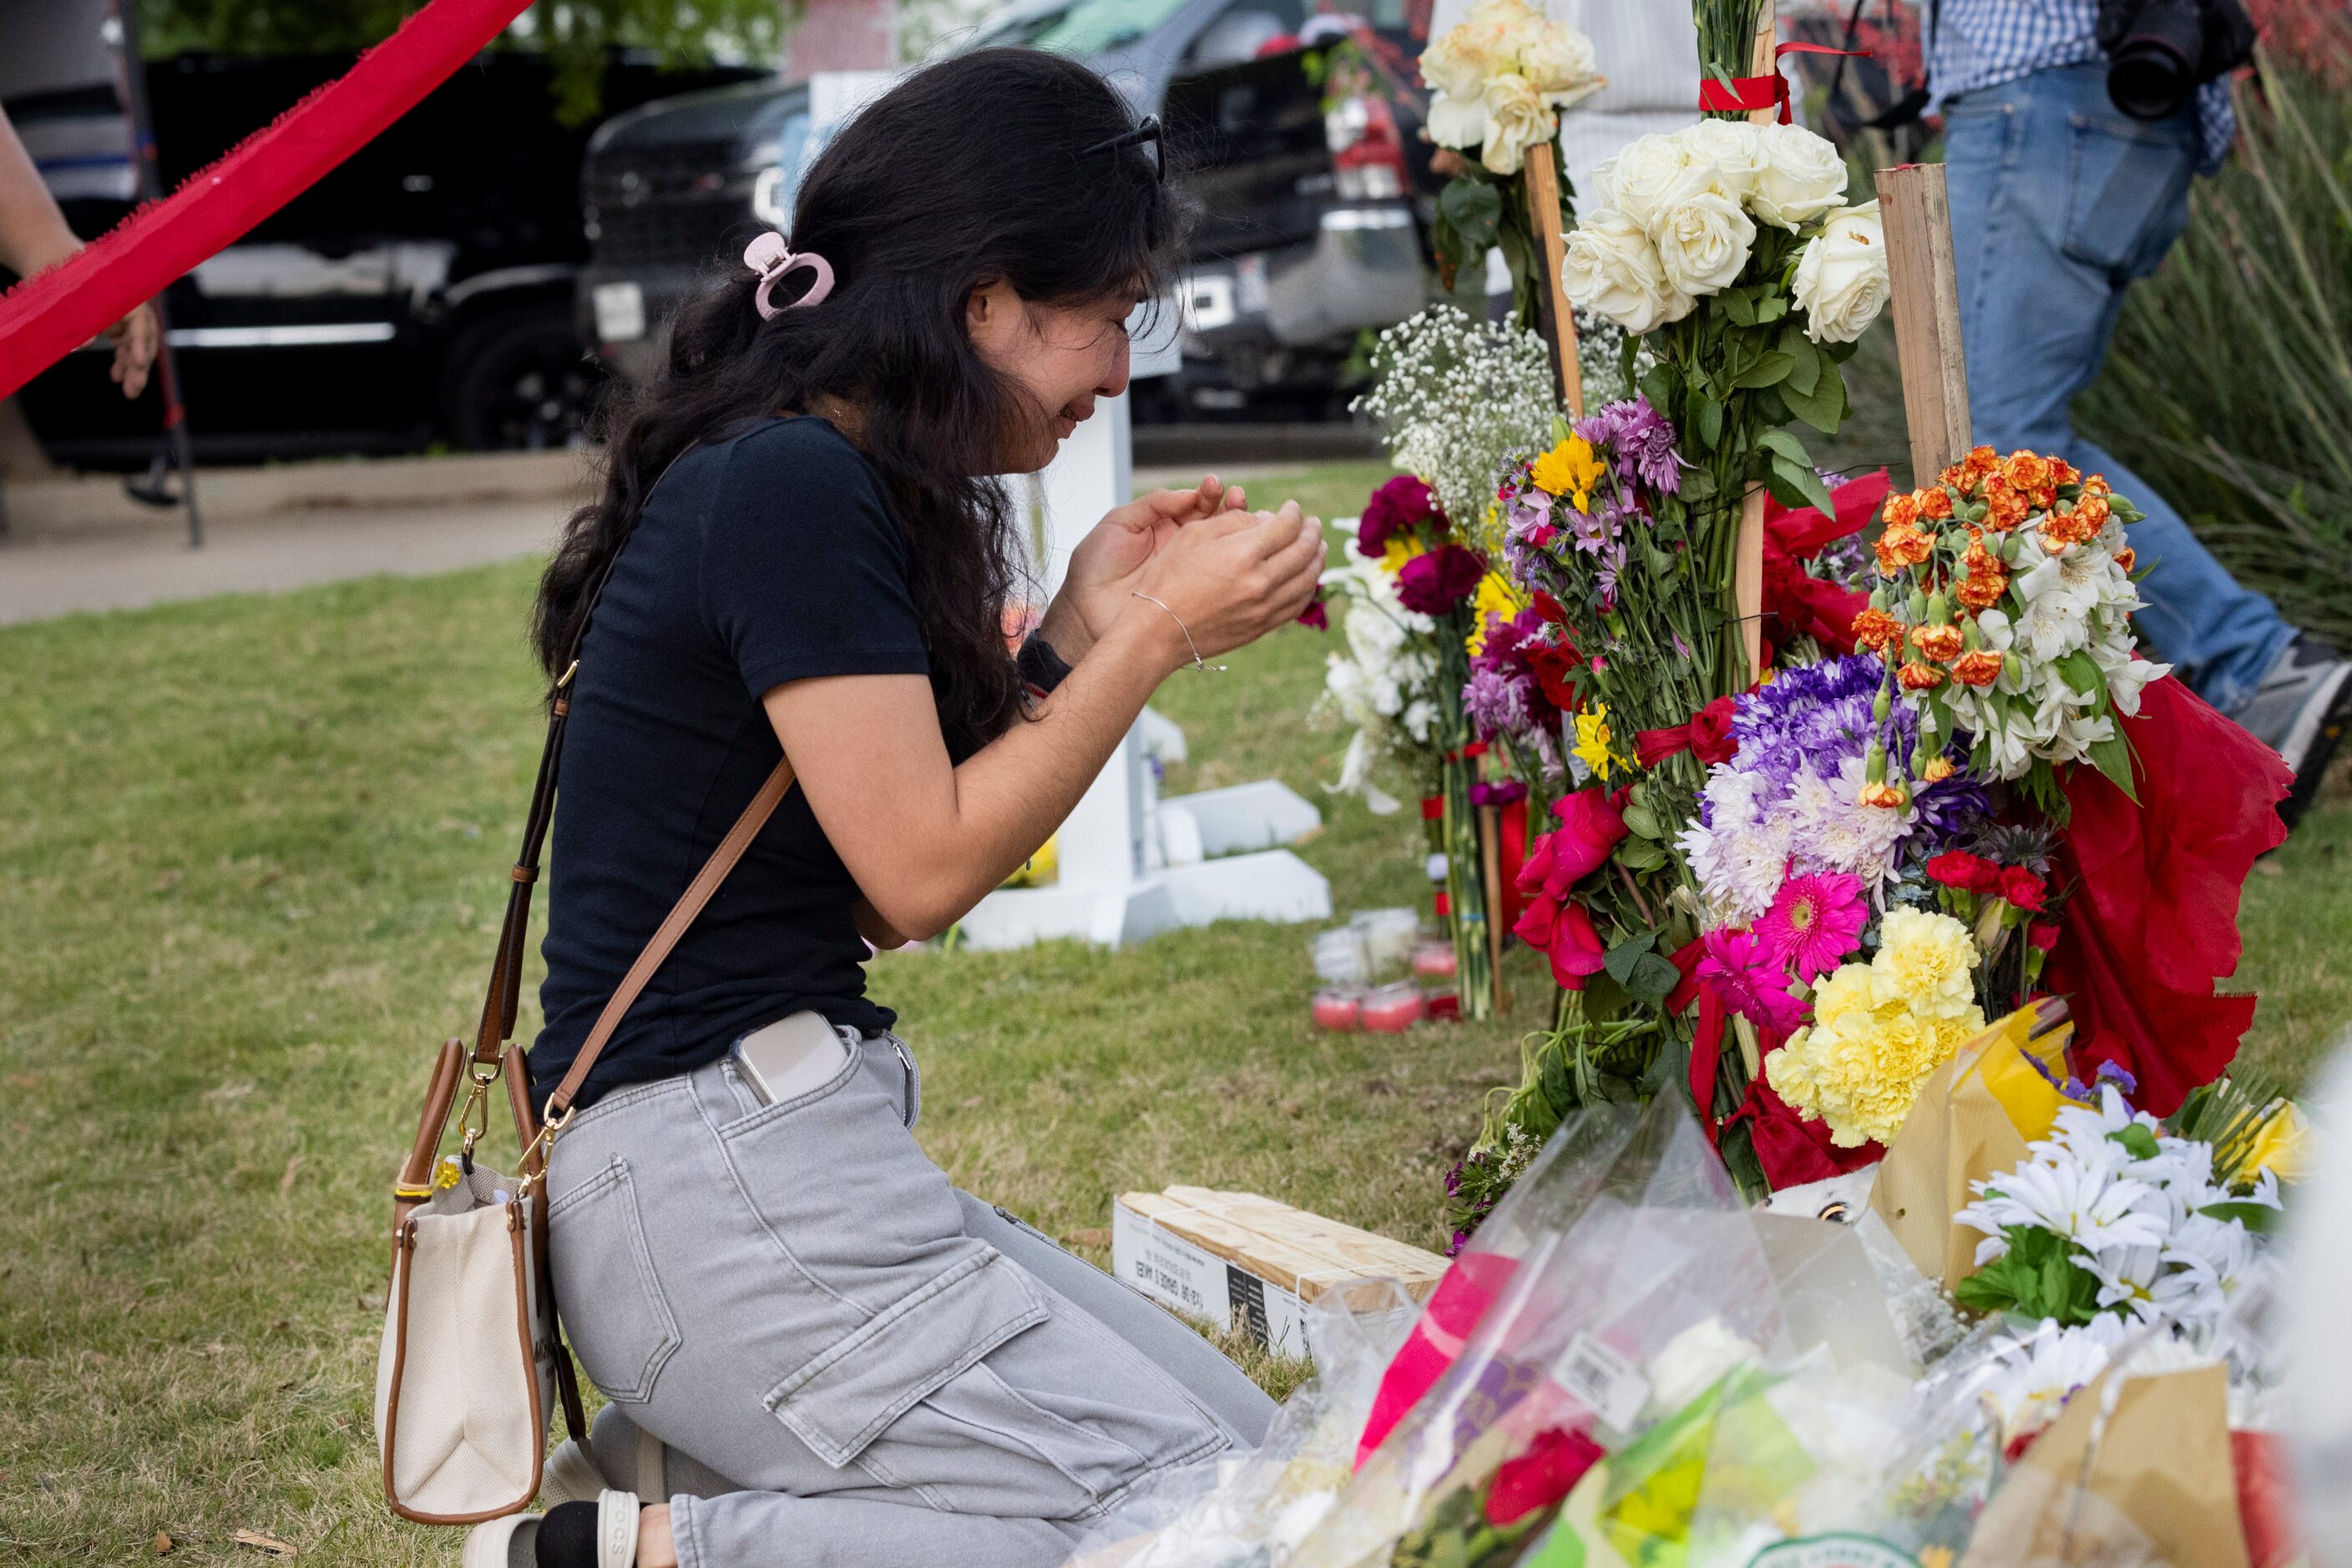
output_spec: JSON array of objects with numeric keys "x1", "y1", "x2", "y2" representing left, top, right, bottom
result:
[{"x1": 2080, "y1": 16, "x2": 2352, "y2": 647}]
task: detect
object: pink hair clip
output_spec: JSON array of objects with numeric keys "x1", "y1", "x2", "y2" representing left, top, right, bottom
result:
[{"x1": 743, "y1": 231, "x2": 835, "y2": 320}]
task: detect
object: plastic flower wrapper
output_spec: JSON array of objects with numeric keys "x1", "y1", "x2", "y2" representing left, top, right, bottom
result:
[
  {"x1": 1296, "y1": 1098, "x2": 1818, "y2": 1568},
  {"x1": 1061, "y1": 1282, "x2": 1425, "y2": 1568}
]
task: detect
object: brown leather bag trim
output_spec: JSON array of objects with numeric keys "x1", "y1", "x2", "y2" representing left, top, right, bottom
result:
[{"x1": 382, "y1": 1209, "x2": 549, "y2": 1525}]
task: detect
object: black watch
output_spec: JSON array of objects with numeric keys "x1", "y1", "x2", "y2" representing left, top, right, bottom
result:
[{"x1": 1017, "y1": 630, "x2": 1075, "y2": 694}]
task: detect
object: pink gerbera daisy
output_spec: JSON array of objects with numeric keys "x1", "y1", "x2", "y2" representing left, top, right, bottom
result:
[
  {"x1": 1695, "y1": 926, "x2": 1806, "y2": 1034},
  {"x1": 1755, "y1": 871, "x2": 1868, "y2": 982}
]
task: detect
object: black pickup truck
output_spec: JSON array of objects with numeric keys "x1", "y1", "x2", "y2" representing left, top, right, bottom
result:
[
  {"x1": 576, "y1": 3, "x2": 1446, "y2": 419},
  {"x1": 8, "y1": 50, "x2": 761, "y2": 467}
]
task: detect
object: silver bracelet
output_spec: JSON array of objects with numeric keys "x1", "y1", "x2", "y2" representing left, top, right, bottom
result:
[{"x1": 1130, "y1": 591, "x2": 1226, "y2": 673}]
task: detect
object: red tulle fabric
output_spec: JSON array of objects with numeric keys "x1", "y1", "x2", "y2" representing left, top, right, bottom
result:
[
  {"x1": 0, "y1": 0, "x2": 534, "y2": 401},
  {"x1": 1759, "y1": 469, "x2": 1889, "y2": 662},
  {"x1": 2049, "y1": 674, "x2": 2289, "y2": 1115}
]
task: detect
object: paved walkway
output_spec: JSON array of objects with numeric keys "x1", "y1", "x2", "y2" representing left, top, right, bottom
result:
[
  {"x1": 0, "y1": 458, "x2": 1322, "y2": 628},
  {"x1": 0, "y1": 496, "x2": 569, "y2": 626}
]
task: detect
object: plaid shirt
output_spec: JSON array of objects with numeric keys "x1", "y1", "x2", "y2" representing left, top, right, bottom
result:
[{"x1": 1930, "y1": 0, "x2": 2238, "y2": 173}]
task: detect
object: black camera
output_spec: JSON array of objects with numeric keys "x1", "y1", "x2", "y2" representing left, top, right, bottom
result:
[{"x1": 2096, "y1": 0, "x2": 2258, "y2": 120}]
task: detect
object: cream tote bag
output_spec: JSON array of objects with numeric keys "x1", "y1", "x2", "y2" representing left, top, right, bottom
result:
[{"x1": 375, "y1": 657, "x2": 793, "y2": 1523}]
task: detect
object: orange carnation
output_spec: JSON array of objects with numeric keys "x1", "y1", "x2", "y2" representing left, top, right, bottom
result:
[
  {"x1": 2001, "y1": 451, "x2": 2051, "y2": 495},
  {"x1": 1898, "y1": 660, "x2": 1946, "y2": 690},
  {"x1": 1983, "y1": 478, "x2": 2031, "y2": 531},
  {"x1": 2114, "y1": 546, "x2": 2137, "y2": 574},
  {"x1": 1952, "y1": 650, "x2": 2006, "y2": 686},
  {"x1": 2049, "y1": 458, "x2": 2081, "y2": 487},
  {"x1": 1919, "y1": 486, "x2": 1955, "y2": 521},
  {"x1": 1858, "y1": 781, "x2": 1907, "y2": 809},
  {"x1": 1851, "y1": 607, "x2": 1904, "y2": 654},
  {"x1": 1911, "y1": 624, "x2": 1965, "y2": 662},
  {"x1": 1922, "y1": 756, "x2": 1957, "y2": 782},
  {"x1": 2041, "y1": 497, "x2": 2107, "y2": 552},
  {"x1": 1956, "y1": 545, "x2": 2008, "y2": 610},
  {"x1": 1875, "y1": 523, "x2": 1934, "y2": 575},
  {"x1": 1881, "y1": 491, "x2": 1920, "y2": 529}
]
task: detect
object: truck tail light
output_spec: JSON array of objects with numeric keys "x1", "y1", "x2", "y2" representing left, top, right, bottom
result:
[{"x1": 1325, "y1": 89, "x2": 1408, "y2": 202}]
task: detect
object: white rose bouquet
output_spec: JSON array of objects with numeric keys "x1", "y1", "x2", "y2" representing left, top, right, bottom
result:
[
  {"x1": 1417, "y1": 0, "x2": 1605, "y2": 332},
  {"x1": 1549, "y1": 116, "x2": 1889, "y2": 699},
  {"x1": 1419, "y1": 0, "x2": 1604, "y2": 176}
]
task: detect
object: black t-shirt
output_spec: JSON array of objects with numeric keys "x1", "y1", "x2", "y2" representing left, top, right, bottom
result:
[{"x1": 529, "y1": 416, "x2": 928, "y2": 1111}]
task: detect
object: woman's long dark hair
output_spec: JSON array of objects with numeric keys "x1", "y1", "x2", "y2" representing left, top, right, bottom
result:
[{"x1": 534, "y1": 49, "x2": 1180, "y2": 757}]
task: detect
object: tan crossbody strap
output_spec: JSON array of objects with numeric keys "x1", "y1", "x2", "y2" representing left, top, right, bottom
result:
[{"x1": 544, "y1": 756, "x2": 797, "y2": 1121}]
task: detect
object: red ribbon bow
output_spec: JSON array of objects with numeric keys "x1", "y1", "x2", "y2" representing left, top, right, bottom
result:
[
  {"x1": 1635, "y1": 695, "x2": 1741, "y2": 770},
  {"x1": 1697, "y1": 42, "x2": 1867, "y2": 124}
]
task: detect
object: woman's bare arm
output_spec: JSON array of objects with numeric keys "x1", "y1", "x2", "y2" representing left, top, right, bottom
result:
[{"x1": 766, "y1": 503, "x2": 1323, "y2": 939}]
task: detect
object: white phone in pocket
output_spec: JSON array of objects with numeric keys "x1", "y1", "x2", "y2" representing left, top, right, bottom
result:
[{"x1": 732, "y1": 1010, "x2": 851, "y2": 1105}]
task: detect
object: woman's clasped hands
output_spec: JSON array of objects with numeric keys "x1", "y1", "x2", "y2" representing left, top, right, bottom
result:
[{"x1": 1049, "y1": 473, "x2": 1324, "y2": 675}]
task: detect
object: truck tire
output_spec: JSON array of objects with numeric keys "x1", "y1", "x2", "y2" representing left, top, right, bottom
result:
[{"x1": 441, "y1": 300, "x2": 601, "y2": 452}]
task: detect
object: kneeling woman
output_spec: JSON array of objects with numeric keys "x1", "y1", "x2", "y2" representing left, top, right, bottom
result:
[{"x1": 476, "y1": 48, "x2": 1324, "y2": 1568}]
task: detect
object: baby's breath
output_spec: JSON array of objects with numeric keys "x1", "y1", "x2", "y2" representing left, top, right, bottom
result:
[{"x1": 1353, "y1": 305, "x2": 1640, "y2": 558}]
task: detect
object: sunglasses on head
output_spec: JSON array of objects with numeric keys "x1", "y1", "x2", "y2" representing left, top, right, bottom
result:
[{"x1": 1081, "y1": 114, "x2": 1165, "y2": 184}]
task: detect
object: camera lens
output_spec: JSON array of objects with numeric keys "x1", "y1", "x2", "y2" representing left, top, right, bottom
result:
[{"x1": 2106, "y1": 0, "x2": 2204, "y2": 119}]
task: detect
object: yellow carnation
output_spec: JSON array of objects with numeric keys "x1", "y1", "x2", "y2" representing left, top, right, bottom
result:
[
  {"x1": 1869, "y1": 907, "x2": 1980, "y2": 1019},
  {"x1": 1766, "y1": 911, "x2": 1985, "y2": 1148}
]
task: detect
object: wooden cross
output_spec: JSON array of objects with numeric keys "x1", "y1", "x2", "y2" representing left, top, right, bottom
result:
[{"x1": 1874, "y1": 162, "x2": 1975, "y2": 478}]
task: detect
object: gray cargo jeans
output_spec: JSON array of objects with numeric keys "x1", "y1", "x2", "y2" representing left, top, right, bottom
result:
[{"x1": 545, "y1": 1033, "x2": 1276, "y2": 1568}]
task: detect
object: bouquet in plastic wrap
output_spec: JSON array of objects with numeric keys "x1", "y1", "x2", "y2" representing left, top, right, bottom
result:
[{"x1": 1070, "y1": 1045, "x2": 2311, "y2": 1568}]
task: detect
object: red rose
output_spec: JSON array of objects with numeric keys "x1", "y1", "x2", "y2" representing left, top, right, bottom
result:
[
  {"x1": 1514, "y1": 894, "x2": 1607, "y2": 989},
  {"x1": 1517, "y1": 788, "x2": 1630, "y2": 902},
  {"x1": 1925, "y1": 850, "x2": 2002, "y2": 895},
  {"x1": 2026, "y1": 923, "x2": 2061, "y2": 952},
  {"x1": 1485, "y1": 1426, "x2": 1606, "y2": 1527},
  {"x1": 2000, "y1": 866, "x2": 2047, "y2": 913},
  {"x1": 1687, "y1": 695, "x2": 1739, "y2": 766}
]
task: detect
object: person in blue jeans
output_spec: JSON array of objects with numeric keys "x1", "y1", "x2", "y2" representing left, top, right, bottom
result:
[{"x1": 1935, "y1": 3, "x2": 2350, "y2": 827}]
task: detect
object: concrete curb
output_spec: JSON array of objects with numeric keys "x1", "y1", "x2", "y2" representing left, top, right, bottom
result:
[{"x1": 3, "y1": 448, "x2": 596, "y2": 539}]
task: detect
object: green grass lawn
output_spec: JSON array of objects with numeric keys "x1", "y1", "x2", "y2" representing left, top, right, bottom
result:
[{"x1": 3, "y1": 459, "x2": 2346, "y2": 1563}]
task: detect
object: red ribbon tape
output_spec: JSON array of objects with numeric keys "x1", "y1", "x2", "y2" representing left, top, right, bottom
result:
[
  {"x1": 1697, "y1": 42, "x2": 1865, "y2": 124},
  {"x1": 0, "y1": 0, "x2": 536, "y2": 401}
]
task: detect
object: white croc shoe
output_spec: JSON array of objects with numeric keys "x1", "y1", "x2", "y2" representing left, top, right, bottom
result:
[
  {"x1": 463, "y1": 1489, "x2": 641, "y2": 1568},
  {"x1": 540, "y1": 1437, "x2": 609, "y2": 1509}
]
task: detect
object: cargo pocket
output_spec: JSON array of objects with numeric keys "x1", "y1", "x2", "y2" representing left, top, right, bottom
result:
[
  {"x1": 761, "y1": 1247, "x2": 1048, "y2": 1469},
  {"x1": 549, "y1": 1156, "x2": 681, "y2": 1405},
  {"x1": 2061, "y1": 113, "x2": 2193, "y2": 280}
]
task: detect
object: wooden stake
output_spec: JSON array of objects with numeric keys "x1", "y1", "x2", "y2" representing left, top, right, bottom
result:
[
  {"x1": 1746, "y1": 10, "x2": 1779, "y2": 123},
  {"x1": 1520, "y1": 139, "x2": 1584, "y2": 417},
  {"x1": 1875, "y1": 162, "x2": 1974, "y2": 479},
  {"x1": 1479, "y1": 802, "x2": 1509, "y2": 1015},
  {"x1": 1727, "y1": 8, "x2": 1776, "y2": 683}
]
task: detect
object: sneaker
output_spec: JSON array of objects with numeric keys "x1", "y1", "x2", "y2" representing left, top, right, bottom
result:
[
  {"x1": 2233, "y1": 637, "x2": 2352, "y2": 831},
  {"x1": 463, "y1": 1489, "x2": 640, "y2": 1568}
]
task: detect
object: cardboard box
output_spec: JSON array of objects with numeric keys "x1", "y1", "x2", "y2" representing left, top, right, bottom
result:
[{"x1": 1110, "y1": 1186, "x2": 1448, "y2": 1360}]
